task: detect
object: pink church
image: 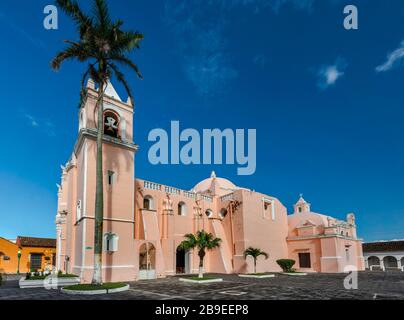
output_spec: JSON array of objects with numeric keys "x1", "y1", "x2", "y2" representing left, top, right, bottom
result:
[{"x1": 55, "y1": 80, "x2": 365, "y2": 283}]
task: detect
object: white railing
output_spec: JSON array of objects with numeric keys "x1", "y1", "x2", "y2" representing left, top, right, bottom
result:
[
  {"x1": 165, "y1": 186, "x2": 181, "y2": 195},
  {"x1": 144, "y1": 181, "x2": 162, "y2": 191},
  {"x1": 143, "y1": 180, "x2": 213, "y2": 203},
  {"x1": 201, "y1": 195, "x2": 213, "y2": 202},
  {"x1": 184, "y1": 191, "x2": 196, "y2": 199},
  {"x1": 370, "y1": 265, "x2": 385, "y2": 271},
  {"x1": 220, "y1": 193, "x2": 234, "y2": 202}
]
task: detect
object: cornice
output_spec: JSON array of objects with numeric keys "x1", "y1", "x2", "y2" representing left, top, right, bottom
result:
[{"x1": 74, "y1": 128, "x2": 138, "y2": 155}]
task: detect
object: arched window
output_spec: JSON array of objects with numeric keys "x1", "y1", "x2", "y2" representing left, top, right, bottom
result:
[
  {"x1": 143, "y1": 196, "x2": 154, "y2": 210},
  {"x1": 205, "y1": 209, "x2": 213, "y2": 218},
  {"x1": 219, "y1": 208, "x2": 228, "y2": 219},
  {"x1": 103, "y1": 110, "x2": 120, "y2": 138},
  {"x1": 104, "y1": 233, "x2": 119, "y2": 252},
  {"x1": 178, "y1": 202, "x2": 187, "y2": 216}
]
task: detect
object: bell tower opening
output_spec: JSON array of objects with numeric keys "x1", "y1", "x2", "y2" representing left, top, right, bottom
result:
[{"x1": 103, "y1": 110, "x2": 120, "y2": 139}]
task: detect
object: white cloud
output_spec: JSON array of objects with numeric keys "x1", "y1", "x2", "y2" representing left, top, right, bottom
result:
[
  {"x1": 376, "y1": 40, "x2": 404, "y2": 73},
  {"x1": 23, "y1": 112, "x2": 56, "y2": 136},
  {"x1": 316, "y1": 60, "x2": 346, "y2": 89},
  {"x1": 24, "y1": 114, "x2": 39, "y2": 127}
]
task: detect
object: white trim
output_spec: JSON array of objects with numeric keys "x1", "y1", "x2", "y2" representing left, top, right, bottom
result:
[
  {"x1": 56, "y1": 229, "x2": 62, "y2": 271},
  {"x1": 73, "y1": 265, "x2": 135, "y2": 270},
  {"x1": 321, "y1": 256, "x2": 342, "y2": 259},
  {"x1": 81, "y1": 141, "x2": 88, "y2": 278},
  {"x1": 77, "y1": 216, "x2": 135, "y2": 224},
  {"x1": 103, "y1": 102, "x2": 124, "y2": 117}
]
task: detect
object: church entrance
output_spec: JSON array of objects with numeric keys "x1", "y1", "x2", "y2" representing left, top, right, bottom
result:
[
  {"x1": 176, "y1": 246, "x2": 190, "y2": 274},
  {"x1": 139, "y1": 242, "x2": 156, "y2": 280}
]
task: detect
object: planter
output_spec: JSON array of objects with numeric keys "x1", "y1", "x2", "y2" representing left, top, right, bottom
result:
[
  {"x1": 282, "y1": 272, "x2": 308, "y2": 276},
  {"x1": 61, "y1": 284, "x2": 129, "y2": 295},
  {"x1": 238, "y1": 274, "x2": 275, "y2": 279},
  {"x1": 19, "y1": 277, "x2": 81, "y2": 289},
  {"x1": 179, "y1": 278, "x2": 223, "y2": 284}
]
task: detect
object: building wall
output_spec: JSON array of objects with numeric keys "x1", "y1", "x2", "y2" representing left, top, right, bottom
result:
[
  {"x1": 55, "y1": 82, "x2": 365, "y2": 282},
  {"x1": 0, "y1": 238, "x2": 56, "y2": 274}
]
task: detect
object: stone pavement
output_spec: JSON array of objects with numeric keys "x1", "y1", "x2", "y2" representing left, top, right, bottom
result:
[{"x1": 1, "y1": 271, "x2": 403, "y2": 300}]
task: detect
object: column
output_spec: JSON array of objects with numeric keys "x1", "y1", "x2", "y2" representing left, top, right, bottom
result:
[
  {"x1": 397, "y1": 257, "x2": 402, "y2": 270},
  {"x1": 379, "y1": 256, "x2": 385, "y2": 271},
  {"x1": 56, "y1": 227, "x2": 62, "y2": 271}
]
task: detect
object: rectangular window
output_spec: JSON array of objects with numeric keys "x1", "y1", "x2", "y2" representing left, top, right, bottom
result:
[
  {"x1": 298, "y1": 253, "x2": 311, "y2": 268},
  {"x1": 30, "y1": 253, "x2": 42, "y2": 270}
]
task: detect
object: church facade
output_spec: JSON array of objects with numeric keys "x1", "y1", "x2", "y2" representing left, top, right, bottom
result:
[{"x1": 55, "y1": 80, "x2": 365, "y2": 283}]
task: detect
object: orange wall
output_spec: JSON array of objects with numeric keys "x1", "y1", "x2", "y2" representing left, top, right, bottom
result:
[{"x1": 0, "y1": 238, "x2": 56, "y2": 274}]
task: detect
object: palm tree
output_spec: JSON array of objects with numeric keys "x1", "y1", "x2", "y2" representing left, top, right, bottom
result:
[
  {"x1": 51, "y1": 0, "x2": 144, "y2": 285},
  {"x1": 179, "y1": 230, "x2": 221, "y2": 279},
  {"x1": 244, "y1": 247, "x2": 269, "y2": 274}
]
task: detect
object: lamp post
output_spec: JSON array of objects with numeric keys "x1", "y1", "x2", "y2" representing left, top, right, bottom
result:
[{"x1": 17, "y1": 249, "x2": 22, "y2": 274}]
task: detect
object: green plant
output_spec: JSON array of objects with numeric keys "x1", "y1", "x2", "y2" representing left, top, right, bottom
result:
[
  {"x1": 276, "y1": 259, "x2": 296, "y2": 273},
  {"x1": 179, "y1": 230, "x2": 221, "y2": 279},
  {"x1": 63, "y1": 282, "x2": 126, "y2": 291},
  {"x1": 52, "y1": 0, "x2": 144, "y2": 285},
  {"x1": 25, "y1": 272, "x2": 31, "y2": 280},
  {"x1": 243, "y1": 247, "x2": 269, "y2": 274}
]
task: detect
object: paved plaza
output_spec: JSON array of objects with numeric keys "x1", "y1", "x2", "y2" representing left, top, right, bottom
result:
[{"x1": 1, "y1": 271, "x2": 403, "y2": 300}]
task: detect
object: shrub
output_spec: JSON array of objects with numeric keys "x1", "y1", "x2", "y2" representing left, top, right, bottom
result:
[
  {"x1": 25, "y1": 272, "x2": 31, "y2": 280},
  {"x1": 276, "y1": 259, "x2": 296, "y2": 273}
]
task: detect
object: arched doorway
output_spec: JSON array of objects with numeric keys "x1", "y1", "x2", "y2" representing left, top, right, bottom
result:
[
  {"x1": 176, "y1": 246, "x2": 190, "y2": 274},
  {"x1": 383, "y1": 256, "x2": 398, "y2": 269},
  {"x1": 368, "y1": 256, "x2": 380, "y2": 269},
  {"x1": 139, "y1": 242, "x2": 156, "y2": 280}
]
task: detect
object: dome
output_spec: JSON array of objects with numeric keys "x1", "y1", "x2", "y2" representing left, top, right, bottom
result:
[{"x1": 192, "y1": 171, "x2": 238, "y2": 196}]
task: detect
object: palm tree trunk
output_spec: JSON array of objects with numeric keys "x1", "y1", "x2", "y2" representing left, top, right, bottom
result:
[
  {"x1": 254, "y1": 258, "x2": 257, "y2": 274},
  {"x1": 198, "y1": 249, "x2": 205, "y2": 279},
  {"x1": 92, "y1": 81, "x2": 105, "y2": 285}
]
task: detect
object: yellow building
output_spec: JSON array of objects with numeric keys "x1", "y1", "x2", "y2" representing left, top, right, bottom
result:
[{"x1": 0, "y1": 236, "x2": 56, "y2": 274}]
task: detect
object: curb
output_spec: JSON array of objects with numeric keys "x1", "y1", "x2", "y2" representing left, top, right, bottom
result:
[
  {"x1": 179, "y1": 278, "x2": 223, "y2": 284},
  {"x1": 61, "y1": 284, "x2": 130, "y2": 295},
  {"x1": 281, "y1": 273, "x2": 308, "y2": 276},
  {"x1": 238, "y1": 274, "x2": 275, "y2": 279}
]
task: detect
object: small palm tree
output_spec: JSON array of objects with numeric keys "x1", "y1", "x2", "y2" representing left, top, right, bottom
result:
[
  {"x1": 244, "y1": 247, "x2": 269, "y2": 274},
  {"x1": 52, "y1": 0, "x2": 144, "y2": 285},
  {"x1": 179, "y1": 230, "x2": 221, "y2": 279}
]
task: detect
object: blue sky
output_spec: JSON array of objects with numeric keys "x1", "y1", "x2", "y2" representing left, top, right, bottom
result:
[{"x1": 0, "y1": 0, "x2": 403, "y2": 241}]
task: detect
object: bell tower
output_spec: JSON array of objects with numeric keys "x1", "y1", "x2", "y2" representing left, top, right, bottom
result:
[
  {"x1": 294, "y1": 194, "x2": 311, "y2": 214},
  {"x1": 72, "y1": 79, "x2": 138, "y2": 283}
]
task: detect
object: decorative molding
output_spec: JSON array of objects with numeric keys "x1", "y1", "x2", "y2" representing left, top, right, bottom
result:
[{"x1": 74, "y1": 128, "x2": 138, "y2": 156}]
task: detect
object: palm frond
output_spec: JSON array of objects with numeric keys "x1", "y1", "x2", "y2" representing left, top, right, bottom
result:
[
  {"x1": 93, "y1": 0, "x2": 111, "y2": 30},
  {"x1": 51, "y1": 45, "x2": 91, "y2": 70},
  {"x1": 109, "y1": 55, "x2": 143, "y2": 79},
  {"x1": 56, "y1": 0, "x2": 93, "y2": 37}
]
